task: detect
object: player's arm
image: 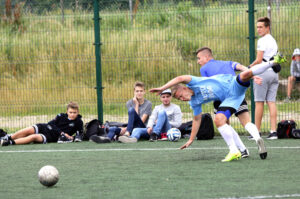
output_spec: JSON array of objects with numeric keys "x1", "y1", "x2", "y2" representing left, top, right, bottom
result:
[
  {"x1": 180, "y1": 113, "x2": 202, "y2": 150},
  {"x1": 149, "y1": 75, "x2": 192, "y2": 95},
  {"x1": 235, "y1": 63, "x2": 249, "y2": 72},
  {"x1": 249, "y1": 50, "x2": 264, "y2": 67},
  {"x1": 141, "y1": 114, "x2": 149, "y2": 123}
]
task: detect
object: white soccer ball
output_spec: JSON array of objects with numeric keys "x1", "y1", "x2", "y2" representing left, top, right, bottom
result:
[
  {"x1": 167, "y1": 128, "x2": 181, "y2": 142},
  {"x1": 38, "y1": 165, "x2": 59, "y2": 187}
]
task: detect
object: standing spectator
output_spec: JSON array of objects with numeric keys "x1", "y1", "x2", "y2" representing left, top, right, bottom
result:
[
  {"x1": 118, "y1": 89, "x2": 182, "y2": 143},
  {"x1": 90, "y1": 81, "x2": 152, "y2": 143},
  {"x1": 284, "y1": 48, "x2": 300, "y2": 102},
  {"x1": 249, "y1": 17, "x2": 278, "y2": 140}
]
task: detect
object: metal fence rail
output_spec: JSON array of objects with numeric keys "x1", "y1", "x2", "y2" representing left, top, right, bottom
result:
[{"x1": 0, "y1": 0, "x2": 299, "y2": 134}]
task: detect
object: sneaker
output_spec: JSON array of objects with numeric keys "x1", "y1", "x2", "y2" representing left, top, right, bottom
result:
[
  {"x1": 182, "y1": 134, "x2": 191, "y2": 139},
  {"x1": 74, "y1": 133, "x2": 82, "y2": 142},
  {"x1": 57, "y1": 133, "x2": 73, "y2": 143},
  {"x1": 283, "y1": 97, "x2": 291, "y2": 103},
  {"x1": 241, "y1": 149, "x2": 250, "y2": 158},
  {"x1": 274, "y1": 52, "x2": 287, "y2": 64},
  {"x1": 89, "y1": 135, "x2": 111, "y2": 143},
  {"x1": 1, "y1": 139, "x2": 10, "y2": 146},
  {"x1": 149, "y1": 133, "x2": 158, "y2": 142},
  {"x1": 266, "y1": 132, "x2": 278, "y2": 140},
  {"x1": 256, "y1": 137, "x2": 267, "y2": 159},
  {"x1": 248, "y1": 133, "x2": 262, "y2": 140},
  {"x1": 158, "y1": 132, "x2": 168, "y2": 141},
  {"x1": 118, "y1": 135, "x2": 137, "y2": 143},
  {"x1": 0, "y1": 129, "x2": 7, "y2": 139},
  {"x1": 221, "y1": 151, "x2": 242, "y2": 162}
]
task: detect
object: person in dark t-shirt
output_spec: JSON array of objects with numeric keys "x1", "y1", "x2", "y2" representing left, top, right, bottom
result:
[{"x1": 1, "y1": 101, "x2": 83, "y2": 146}]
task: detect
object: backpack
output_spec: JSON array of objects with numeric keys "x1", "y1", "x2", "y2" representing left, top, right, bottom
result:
[
  {"x1": 104, "y1": 121, "x2": 127, "y2": 128},
  {"x1": 197, "y1": 113, "x2": 215, "y2": 140},
  {"x1": 291, "y1": 129, "x2": 300, "y2": 139},
  {"x1": 178, "y1": 113, "x2": 214, "y2": 140},
  {"x1": 83, "y1": 119, "x2": 106, "y2": 141},
  {"x1": 276, "y1": 120, "x2": 297, "y2": 139}
]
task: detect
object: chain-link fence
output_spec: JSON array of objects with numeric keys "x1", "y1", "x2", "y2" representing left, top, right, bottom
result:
[{"x1": 1, "y1": 0, "x2": 299, "y2": 133}]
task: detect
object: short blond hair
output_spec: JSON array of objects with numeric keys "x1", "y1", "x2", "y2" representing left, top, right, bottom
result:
[
  {"x1": 67, "y1": 101, "x2": 79, "y2": 111},
  {"x1": 171, "y1": 85, "x2": 185, "y2": 97}
]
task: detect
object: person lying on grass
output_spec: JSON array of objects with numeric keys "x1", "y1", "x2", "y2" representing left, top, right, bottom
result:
[{"x1": 0, "y1": 101, "x2": 83, "y2": 146}]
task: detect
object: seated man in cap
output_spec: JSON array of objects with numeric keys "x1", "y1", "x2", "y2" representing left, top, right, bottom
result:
[
  {"x1": 285, "y1": 48, "x2": 300, "y2": 102},
  {"x1": 118, "y1": 89, "x2": 182, "y2": 143}
]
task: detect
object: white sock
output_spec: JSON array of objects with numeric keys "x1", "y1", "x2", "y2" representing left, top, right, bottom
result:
[
  {"x1": 245, "y1": 122, "x2": 260, "y2": 141},
  {"x1": 228, "y1": 125, "x2": 246, "y2": 152},
  {"x1": 218, "y1": 124, "x2": 239, "y2": 153},
  {"x1": 251, "y1": 61, "x2": 274, "y2": 75}
]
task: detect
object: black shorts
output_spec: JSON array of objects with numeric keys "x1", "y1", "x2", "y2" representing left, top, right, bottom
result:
[
  {"x1": 33, "y1": 123, "x2": 60, "y2": 143},
  {"x1": 213, "y1": 99, "x2": 249, "y2": 117},
  {"x1": 296, "y1": 77, "x2": 300, "y2": 82}
]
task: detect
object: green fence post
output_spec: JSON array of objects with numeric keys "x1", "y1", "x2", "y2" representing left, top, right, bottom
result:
[
  {"x1": 93, "y1": 0, "x2": 103, "y2": 123},
  {"x1": 248, "y1": 0, "x2": 256, "y2": 123}
]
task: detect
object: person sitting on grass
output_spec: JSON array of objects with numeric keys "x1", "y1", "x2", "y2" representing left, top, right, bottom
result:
[
  {"x1": 150, "y1": 53, "x2": 286, "y2": 162},
  {"x1": 90, "y1": 81, "x2": 152, "y2": 143},
  {"x1": 118, "y1": 89, "x2": 182, "y2": 143},
  {"x1": 0, "y1": 101, "x2": 83, "y2": 146},
  {"x1": 284, "y1": 48, "x2": 300, "y2": 102}
]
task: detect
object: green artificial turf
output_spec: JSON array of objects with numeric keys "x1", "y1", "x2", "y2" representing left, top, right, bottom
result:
[{"x1": 1, "y1": 137, "x2": 300, "y2": 199}]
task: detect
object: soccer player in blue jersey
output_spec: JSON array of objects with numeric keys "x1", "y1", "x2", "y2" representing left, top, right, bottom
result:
[
  {"x1": 150, "y1": 54, "x2": 286, "y2": 162},
  {"x1": 196, "y1": 47, "x2": 263, "y2": 158}
]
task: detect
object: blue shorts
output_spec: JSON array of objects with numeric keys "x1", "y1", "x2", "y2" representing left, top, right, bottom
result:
[{"x1": 219, "y1": 77, "x2": 248, "y2": 111}]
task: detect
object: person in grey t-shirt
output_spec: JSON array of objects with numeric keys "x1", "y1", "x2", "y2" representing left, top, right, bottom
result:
[
  {"x1": 118, "y1": 89, "x2": 182, "y2": 143},
  {"x1": 90, "y1": 81, "x2": 152, "y2": 143}
]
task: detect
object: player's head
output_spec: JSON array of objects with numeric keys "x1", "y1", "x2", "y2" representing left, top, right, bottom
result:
[
  {"x1": 134, "y1": 81, "x2": 146, "y2": 100},
  {"x1": 256, "y1": 17, "x2": 270, "y2": 37},
  {"x1": 292, "y1": 48, "x2": 300, "y2": 61},
  {"x1": 171, "y1": 85, "x2": 193, "y2": 101},
  {"x1": 66, "y1": 101, "x2": 79, "y2": 120},
  {"x1": 160, "y1": 89, "x2": 172, "y2": 106},
  {"x1": 196, "y1": 47, "x2": 213, "y2": 66}
]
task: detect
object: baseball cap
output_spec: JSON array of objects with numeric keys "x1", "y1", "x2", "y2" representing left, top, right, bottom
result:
[
  {"x1": 160, "y1": 89, "x2": 172, "y2": 96},
  {"x1": 292, "y1": 48, "x2": 300, "y2": 60}
]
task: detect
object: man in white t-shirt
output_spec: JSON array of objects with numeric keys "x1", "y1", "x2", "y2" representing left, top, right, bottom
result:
[{"x1": 250, "y1": 17, "x2": 278, "y2": 140}]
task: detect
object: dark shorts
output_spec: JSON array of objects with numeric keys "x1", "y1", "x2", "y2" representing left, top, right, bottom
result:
[
  {"x1": 213, "y1": 99, "x2": 249, "y2": 117},
  {"x1": 296, "y1": 77, "x2": 300, "y2": 82},
  {"x1": 33, "y1": 124, "x2": 60, "y2": 143}
]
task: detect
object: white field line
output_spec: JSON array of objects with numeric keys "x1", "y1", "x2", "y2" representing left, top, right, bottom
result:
[
  {"x1": 215, "y1": 193, "x2": 300, "y2": 199},
  {"x1": 1, "y1": 146, "x2": 300, "y2": 153}
]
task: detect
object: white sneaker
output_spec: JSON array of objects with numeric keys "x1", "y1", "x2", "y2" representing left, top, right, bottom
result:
[{"x1": 118, "y1": 136, "x2": 137, "y2": 143}]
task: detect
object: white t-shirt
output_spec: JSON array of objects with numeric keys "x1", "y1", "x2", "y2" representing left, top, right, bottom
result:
[{"x1": 257, "y1": 34, "x2": 278, "y2": 61}]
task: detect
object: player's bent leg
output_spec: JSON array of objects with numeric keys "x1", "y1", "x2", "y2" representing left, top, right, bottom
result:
[
  {"x1": 256, "y1": 137, "x2": 267, "y2": 159},
  {"x1": 11, "y1": 126, "x2": 35, "y2": 140},
  {"x1": 228, "y1": 125, "x2": 248, "y2": 158},
  {"x1": 14, "y1": 134, "x2": 44, "y2": 145},
  {"x1": 255, "y1": 102, "x2": 264, "y2": 131},
  {"x1": 214, "y1": 113, "x2": 228, "y2": 127},
  {"x1": 237, "y1": 111, "x2": 250, "y2": 127}
]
